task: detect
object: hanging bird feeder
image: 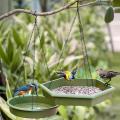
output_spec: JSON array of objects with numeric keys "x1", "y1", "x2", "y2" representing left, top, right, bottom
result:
[
  {"x1": 7, "y1": 16, "x2": 58, "y2": 118},
  {"x1": 40, "y1": 78, "x2": 114, "y2": 106},
  {"x1": 7, "y1": 95, "x2": 57, "y2": 118},
  {"x1": 40, "y1": 1, "x2": 115, "y2": 106},
  {"x1": 5, "y1": 0, "x2": 115, "y2": 118}
]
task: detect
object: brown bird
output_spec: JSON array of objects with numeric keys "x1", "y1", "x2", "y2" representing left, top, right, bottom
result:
[{"x1": 96, "y1": 68, "x2": 120, "y2": 86}]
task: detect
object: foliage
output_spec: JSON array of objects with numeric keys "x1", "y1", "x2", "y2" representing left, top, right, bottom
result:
[{"x1": 112, "y1": 0, "x2": 120, "y2": 7}]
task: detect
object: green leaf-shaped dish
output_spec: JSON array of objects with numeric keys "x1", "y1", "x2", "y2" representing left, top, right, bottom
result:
[
  {"x1": 105, "y1": 6, "x2": 114, "y2": 23},
  {"x1": 7, "y1": 95, "x2": 58, "y2": 118}
]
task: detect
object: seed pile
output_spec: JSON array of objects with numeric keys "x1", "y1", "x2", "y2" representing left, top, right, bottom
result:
[{"x1": 52, "y1": 86, "x2": 102, "y2": 95}]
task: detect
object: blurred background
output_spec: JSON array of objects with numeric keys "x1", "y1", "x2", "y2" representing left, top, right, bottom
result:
[{"x1": 0, "y1": 0, "x2": 120, "y2": 120}]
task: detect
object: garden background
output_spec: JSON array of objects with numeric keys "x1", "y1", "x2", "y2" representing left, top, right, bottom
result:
[{"x1": 0, "y1": 0, "x2": 120, "y2": 120}]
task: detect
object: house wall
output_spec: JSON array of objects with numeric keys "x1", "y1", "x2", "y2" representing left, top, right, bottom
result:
[{"x1": 108, "y1": 14, "x2": 120, "y2": 52}]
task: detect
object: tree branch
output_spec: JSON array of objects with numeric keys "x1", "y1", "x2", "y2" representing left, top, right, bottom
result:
[
  {"x1": 70, "y1": 0, "x2": 110, "y2": 8},
  {"x1": 0, "y1": 0, "x2": 110, "y2": 21},
  {"x1": 0, "y1": 0, "x2": 78, "y2": 21}
]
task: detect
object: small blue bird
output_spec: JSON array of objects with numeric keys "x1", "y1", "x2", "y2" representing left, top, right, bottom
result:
[{"x1": 14, "y1": 83, "x2": 38, "y2": 96}]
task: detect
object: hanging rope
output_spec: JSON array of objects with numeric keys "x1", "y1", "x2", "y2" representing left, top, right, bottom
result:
[
  {"x1": 46, "y1": 10, "x2": 78, "y2": 89},
  {"x1": 55, "y1": 11, "x2": 77, "y2": 71},
  {"x1": 14, "y1": 14, "x2": 38, "y2": 95},
  {"x1": 77, "y1": 1, "x2": 93, "y2": 86},
  {"x1": 36, "y1": 25, "x2": 51, "y2": 79},
  {"x1": 33, "y1": 9, "x2": 77, "y2": 87},
  {"x1": 23, "y1": 14, "x2": 37, "y2": 84},
  {"x1": 76, "y1": 5, "x2": 88, "y2": 80},
  {"x1": 32, "y1": 14, "x2": 37, "y2": 110},
  {"x1": 76, "y1": 1, "x2": 88, "y2": 85}
]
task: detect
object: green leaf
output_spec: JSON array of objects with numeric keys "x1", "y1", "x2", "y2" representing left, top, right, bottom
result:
[
  {"x1": 113, "y1": 0, "x2": 120, "y2": 7},
  {"x1": 10, "y1": 49, "x2": 22, "y2": 72},
  {"x1": 12, "y1": 28, "x2": 23, "y2": 48},
  {"x1": 73, "y1": 106, "x2": 86, "y2": 120},
  {"x1": 6, "y1": 37, "x2": 14, "y2": 62},
  {"x1": 0, "y1": 41, "x2": 9, "y2": 64},
  {"x1": 105, "y1": 6, "x2": 114, "y2": 23},
  {"x1": 45, "y1": 25, "x2": 62, "y2": 50},
  {"x1": 57, "y1": 39, "x2": 62, "y2": 50},
  {"x1": 5, "y1": 79, "x2": 12, "y2": 99},
  {"x1": 39, "y1": 32, "x2": 45, "y2": 49},
  {"x1": 63, "y1": 55, "x2": 83, "y2": 67},
  {"x1": 58, "y1": 106, "x2": 68, "y2": 120}
]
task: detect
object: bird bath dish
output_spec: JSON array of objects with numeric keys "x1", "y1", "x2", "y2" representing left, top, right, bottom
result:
[
  {"x1": 40, "y1": 78, "x2": 115, "y2": 106},
  {"x1": 7, "y1": 95, "x2": 58, "y2": 118}
]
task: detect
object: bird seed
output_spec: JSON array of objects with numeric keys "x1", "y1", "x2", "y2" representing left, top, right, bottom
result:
[{"x1": 52, "y1": 86, "x2": 102, "y2": 95}]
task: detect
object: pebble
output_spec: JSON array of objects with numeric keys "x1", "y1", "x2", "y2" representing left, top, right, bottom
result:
[{"x1": 52, "y1": 86, "x2": 102, "y2": 95}]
